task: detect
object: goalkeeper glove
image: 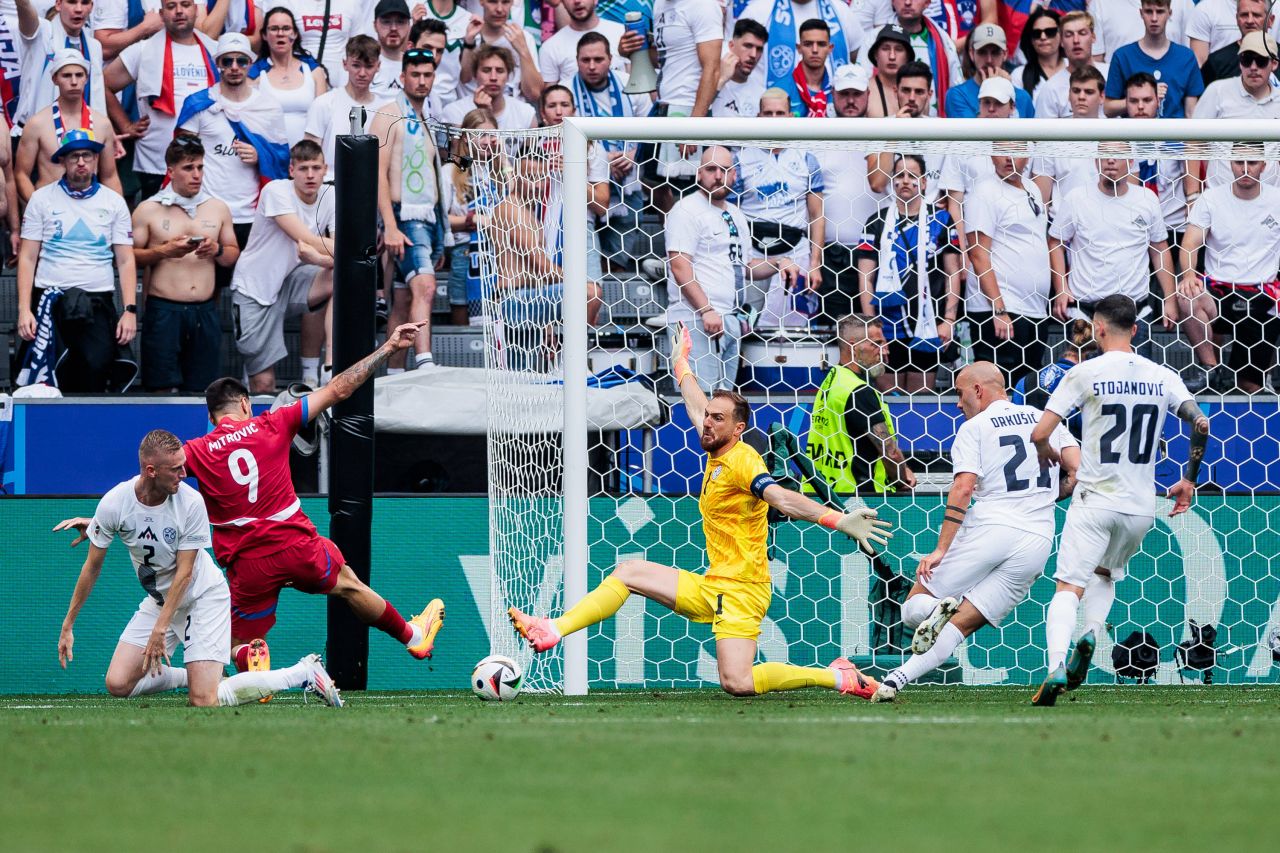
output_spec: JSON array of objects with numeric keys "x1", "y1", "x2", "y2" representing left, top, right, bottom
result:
[
  {"x1": 819, "y1": 508, "x2": 893, "y2": 551},
  {"x1": 671, "y1": 322, "x2": 693, "y2": 386}
]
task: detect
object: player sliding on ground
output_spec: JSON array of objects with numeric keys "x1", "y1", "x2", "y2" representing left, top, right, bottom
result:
[
  {"x1": 870, "y1": 362, "x2": 1080, "y2": 702},
  {"x1": 181, "y1": 322, "x2": 444, "y2": 682},
  {"x1": 55, "y1": 430, "x2": 343, "y2": 707},
  {"x1": 509, "y1": 324, "x2": 893, "y2": 698},
  {"x1": 1030, "y1": 295, "x2": 1210, "y2": 706}
]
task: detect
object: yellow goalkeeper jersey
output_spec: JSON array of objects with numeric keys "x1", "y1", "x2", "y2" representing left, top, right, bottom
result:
[{"x1": 699, "y1": 440, "x2": 775, "y2": 584}]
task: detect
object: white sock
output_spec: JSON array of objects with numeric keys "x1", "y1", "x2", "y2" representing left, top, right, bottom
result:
[
  {"x1": 1045, "y1": 591, "x2": 1080, "y2": 672},
  {"x1": 301, "y1": 357, "x2": 321, "y2": 385},
  {"x1": 1080, "y1": 574, "x2": 1115, "y2": 640},
  {"x1": 415, "y1": 352, "x2": 434, "y2": 367},
  {"x1": 901, "y1": 594, "x2": 941, "y2": 632},
  {"x1": 216, "y1": 662, "x2": 308, "y2": 707},
  {"x1": 406, "y1": 622, "x2": 424, "y2": 648},
  {"x1": 386, "y1": 367, "x2": 405, "y2": 375},
  {"x1": 128, "y1": 665, "x2": 188, "y2": 697},
  {"x1": 891, "y1": 623, "x2": 966, "y2": 690}
]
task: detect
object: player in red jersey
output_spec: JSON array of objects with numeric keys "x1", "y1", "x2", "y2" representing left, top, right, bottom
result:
[{"x1": 182, "y1": 322, "x2": 443, "y2": 673}]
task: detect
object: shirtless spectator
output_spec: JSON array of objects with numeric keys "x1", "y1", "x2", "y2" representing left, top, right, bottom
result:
[
  {"x1": 132, "y1": 138, "x2": 240, "y2": 393},
  {"x1": 15, "y1": 50, "x2": 121, "y2": 204}
]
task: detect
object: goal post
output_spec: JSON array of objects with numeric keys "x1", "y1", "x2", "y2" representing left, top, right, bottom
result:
[{"x1": 478, "y1": 116, "x2": 1280, "y2": 694}]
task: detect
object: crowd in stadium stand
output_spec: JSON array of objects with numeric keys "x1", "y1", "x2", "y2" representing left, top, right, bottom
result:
[{"x1": 5, "y1": 0, "x2": 1280, "y2": 397}]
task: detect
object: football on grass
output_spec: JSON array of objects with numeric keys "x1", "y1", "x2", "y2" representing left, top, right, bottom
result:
[{"x1": 472, "y1": 655, "x2": 523, "y2": 701}]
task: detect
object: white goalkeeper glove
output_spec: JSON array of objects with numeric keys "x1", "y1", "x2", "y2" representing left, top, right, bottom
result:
[{"x1": 819, "y1": 507, "x2": 893, "y2": 552}]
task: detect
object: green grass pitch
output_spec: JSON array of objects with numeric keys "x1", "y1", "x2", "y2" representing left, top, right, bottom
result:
[{"x1": 2, "y1": 686, "x2": 1277, "y2": 852}]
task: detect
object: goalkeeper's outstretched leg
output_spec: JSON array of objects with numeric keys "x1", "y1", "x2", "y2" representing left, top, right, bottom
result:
[{"x1": 509, "y1": 559, "x2": 879, "y2": 699}]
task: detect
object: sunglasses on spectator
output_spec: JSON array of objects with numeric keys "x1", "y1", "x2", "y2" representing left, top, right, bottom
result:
[
  {"x1": 405, "y1": 48, "x2": 436, "y2": 61},
  {"x1": 1239, "y1": 52, "x2": 1271, "y2": 69},
  {"x1": 218, "y1": 55, "x2": 251, "y2": 68},
  {"x1": 1030, "y1": 27, "x2": 1058, "y2": 39}
]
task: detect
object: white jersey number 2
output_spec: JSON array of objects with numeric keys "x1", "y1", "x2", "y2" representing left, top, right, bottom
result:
[{"x1": 229, "y1": 449, "x2": 260, "y2": 503}]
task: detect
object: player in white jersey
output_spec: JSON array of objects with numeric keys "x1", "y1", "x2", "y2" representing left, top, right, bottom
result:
[
  {"x1": 54, "y1": 430, "x2": 344, "y2": 708},
  {"x1": 1030, "y1": 295, "x2": 1210, "y2": 706},
  {"x1": 870, "y1": 362, "x2": 1080, "y2": 702}
]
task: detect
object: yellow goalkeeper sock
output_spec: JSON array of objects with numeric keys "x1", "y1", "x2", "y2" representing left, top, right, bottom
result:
[
  {"x1": 751, "y1": 662, "x2": 838, "y2": 695},
  {"x1": 553, "y1": 576, "x2": 630, "y2": 637}
]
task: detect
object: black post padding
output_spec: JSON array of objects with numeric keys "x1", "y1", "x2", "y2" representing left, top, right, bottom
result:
[{"x1": 327, "y1": 134, "x2": 379, "y2": 690}]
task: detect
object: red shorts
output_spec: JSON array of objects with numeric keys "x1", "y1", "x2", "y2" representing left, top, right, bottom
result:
[{"x1": 226, "y1": 535, "x2": 346, "y2": 641}]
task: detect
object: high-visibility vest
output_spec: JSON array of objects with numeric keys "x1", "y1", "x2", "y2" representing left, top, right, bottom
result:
[{"x1": 805, "y1": 365, "x2": 896, "y2": 494}]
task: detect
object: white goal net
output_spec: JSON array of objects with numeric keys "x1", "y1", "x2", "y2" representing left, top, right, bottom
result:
[{"x1": 460, "y1": 117, "x2": 1280, "y2": 693}]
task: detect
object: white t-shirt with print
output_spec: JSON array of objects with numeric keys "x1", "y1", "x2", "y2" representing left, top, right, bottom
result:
[
  {"x1": 178, "y1": 88, "x2": 283, "y2": 224},
  {"x1": 964, "y1": 176, "x2": 1051, "y2": 317},
  {"x1": 1049, "y1": 182, "x2": 1166, "y2": 303},
  {"x1": 15, "y1": 20, "x2": 107, "y2": 125},
  {"x1": 121, "y1": 37, "x2": 218, "y2": 175},
  {"x1": 1188, "y1": 183, "x2": 1280, "y2": 283},
  {"x1": 538, "y1": 19, "x2": 627, "y2": 86},
  {"x1": 21, "y1": 182, "x2": 132, "y2": 293},
  {"x1": 232, "y1": 179, "x2": 336, "y2": 306},
  {"x1": 283, "y1": 0, "x2": 375, "y2": 87},
  {"x1": 664, "y1": 191, "x2": 751, "y2": 322}
]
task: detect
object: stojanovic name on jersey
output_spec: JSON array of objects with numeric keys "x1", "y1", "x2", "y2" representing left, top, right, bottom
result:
[
  {"x1": 206, "y1": 421, "x2": 260, "y2": 453},
  {"x1": 1091, "y1": 380, "x2": 1165, "y2": 397},
  {"x1": 989, "y1": 411, "x2": 1039, "y2": 429}
]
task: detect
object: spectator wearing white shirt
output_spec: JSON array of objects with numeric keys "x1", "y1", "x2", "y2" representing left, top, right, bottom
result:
[
  {"x1": 867, "y1": 61, "x2": 943, "y2": 199},
  {"x1": 1047, "y1": 146, "x2": 1176, "y2": 361},
  {"x1": 1178, "y1": 150, "x2": 1280, "y2": 394},
  {"x1": 1031, "y1": 65, "x2": 1108, "y2": 207},
  {"x1": 16, "y1": 130, "x2": 137, "y2": 392},
  {"x1": 710, "y1": 17, "x2": 767, "y2": 118},
  {"x1": 635, "y1": 0, "x2": 721, "y2": 196},
  {"x1": 665, "y1": 145, "x2": 802, "y2": 390},
  {"x1": 13, "y1": 0, "x2": 107, "y2": 127},
  {"x1": 1187, "y1": 0, "x2": 1280, "y2": 66},
  {"x1": 819, "y1": 63, "x2": 884, "y2": 326},
  {"x1": 1200, "y1": 0, "x2": 1273, "y2": 87},
  {"x1": 440, "y1": 44, "x2": 537, "y2": 127},
  {"x1": 570, "y1": 32, "x2": 650, "y2": 272},
  {"x1": 735, "y1": 88, "x2": 826, "y2": 329},
  {"x1": 281, "y1": 0, "x2": 369, "y2": 86},
  {"x1": 1033, "y1": 9, "x2": 1108, "y2": 118},
  {"x1": 410, "y1": 0, "x2": 468, "y2": 103},
  {"x1": 91, "y1": 0, "x2": 163, "y2": 62},
  {"x1": 1192, "y1": 32, "x2": 1280, "y2": 190},
  {"x1": 538, "y1": 0, "x2": 625, "y2": 86},
  {"x1": 966, "y1": 149, "x2": 1052, "y2": 382},
  {"x1": 1012, "y1": 7, "x2": 1066, "y2": 103},
  {"x1": 105, "y1": 0, "x2": 220, "y2": 199},
  {"x1": 369, "y1": 0, "x2": 412, "y2": 100},
  {"x1": 304, "y1": 35, "x2": 383, "y2": 180},
  {"x1": 230, "y1": 140, "x2": 335, "y2": 393},
  {"x1": 1125, "y1": 73, "x2": 1195, "y2": 276},
  {"x1": 458, "y1": 0, "x2": 541, "y2": 103},
  {"x1": 252, "y1": 6, "x2": 330, "y2": 145}
]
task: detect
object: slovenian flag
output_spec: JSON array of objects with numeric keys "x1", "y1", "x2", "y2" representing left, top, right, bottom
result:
[
  {"x1": 177, "y1": 89, "x2": 291, "y2": 184},
  {"x1": 998, "y1": 1, "x2": 1036, "y2": 54}
]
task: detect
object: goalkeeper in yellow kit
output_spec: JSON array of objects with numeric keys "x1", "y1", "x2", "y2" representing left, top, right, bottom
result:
[{"x1": 509, "y1": 325, "x2": 893, "y2": 698}]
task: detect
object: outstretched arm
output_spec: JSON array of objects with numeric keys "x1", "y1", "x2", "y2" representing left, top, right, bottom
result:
[
  {"x1": 670, "y1": 323, "x2": 709, "y2": 438},
  {"x1": 761, "y1": 484, "x2": 893, "y2": 552},
  {"x1": 58, "y1": 544, "x2": 109, "y2": 669},
  {"x1": 1167, "y1": 400, "x2": 1210, "y2": 517},
  {"x1": 303, "y1": 322, "x2": 427, "y2": 422},
  {"x1": 916, "y1": 472, "x2": 977, "y2": 581}
]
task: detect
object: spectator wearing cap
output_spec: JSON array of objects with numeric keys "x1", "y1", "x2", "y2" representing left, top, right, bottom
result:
[
  {"x1": 570, "y1": 32, "x2": 649, "y2": 272},
  {"x1": 1034, "y1": 10, "x2": 1108, "y2": 118},
  {"x1": 739, "y1": 0, "x2": 865, "y2": 102},
  {"x1": 711, "y1": 18, "x2": 768, "y2": 118},
  {"x1": 1104, "y1": 0, "x2": 1203, "y2": 118},
  {"x1": 177, "y1": 33, "x2": 289, "y2": 257},
  {"x1": 856, "y1": 0, "x2": 999, "y2": 57},
  {"x1": 458, "y1": 0, "x2": 543, "y2": 105},
  {"x1": 15, "y1": 49, "x2": 121, "y2": 204},
  {"x1": 1200, "y1": 0, "x2": 1273, "y2": 88},
  {"x1": 131, "y1": 137, "x2": 240, "y2": 393},
  {"x1": 251, "y1": 6, "x2": 329, "y2": 145},
  {"x1": 16, "y1": 129, "x2": 137, "y2": 393},
  {"x1": 105, "y1": 0, "x2": 219, "y2": 200},
  {"x1": 539, "y1": 0, "x2": 627, "y2": 87},
  {"x1": 819, "y1": 63, "x2": 886, "y2": 325},
  {"x1": 944, "y1": 22, "x2": 1035, "y2": 118},
  {"x1": 13, "y1": 0, "x2": 107, "y2": 128},
  {"x1": 304, "y1": 36, "x2": 383, "y2": 181},
  {"x1": 1193, "y1": 31, "x2": 1280, "y2": 189},
  {"x1": 370, "y1": 0, "x2": 412, "y2": 100},
  {"x1": 864, "y1": 24, "x2": 914, "y2": 118},
  {"x1": 869, "y1": 0, "x2": 963, "y2": 116}
]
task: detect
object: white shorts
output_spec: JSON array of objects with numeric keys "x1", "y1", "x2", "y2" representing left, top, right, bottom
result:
[
  {"x1": 921, "y1": 524, "x2": 1051, "y2": 626},
  {"x1": 119, "y1": 579, "x2": 231, "y2": 665},
  {"x1": 1054, "y1": 503, "x2": 1154, "y2": 588}
]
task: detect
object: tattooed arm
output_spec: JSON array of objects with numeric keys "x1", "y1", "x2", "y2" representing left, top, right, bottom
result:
[
  {"x1": 869, "y1": 420, "x2": 917, "y2": 489},
  {"x1": 303, "y1": 322, "x2": 427, "y2": 422},
  {"x1": 1166, "y1": 400, "x2": 1210, "y2": 517}
]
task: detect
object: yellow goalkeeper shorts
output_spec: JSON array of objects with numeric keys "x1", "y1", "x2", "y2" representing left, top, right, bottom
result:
[{"x1": 673, "y1": 571, "x2": 772, "y2": 641}]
